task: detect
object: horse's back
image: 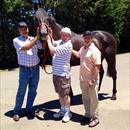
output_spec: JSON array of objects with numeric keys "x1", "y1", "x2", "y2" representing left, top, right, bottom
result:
[{"x1": 92, "y1": 31, "x2": 117, "y2": 55}]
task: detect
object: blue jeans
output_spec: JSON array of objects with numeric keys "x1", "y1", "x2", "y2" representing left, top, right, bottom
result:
[{"x1": 13, "y1": 65, "x2": 39, "y2": 114}]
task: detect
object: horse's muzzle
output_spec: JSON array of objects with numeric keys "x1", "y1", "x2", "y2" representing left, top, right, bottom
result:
[
  {"x1": 40, "y1": 27, "x2": 48, "y2": 40},
  {"x1": 40, "y1": 33, "x2": 48, "y2": 40}
]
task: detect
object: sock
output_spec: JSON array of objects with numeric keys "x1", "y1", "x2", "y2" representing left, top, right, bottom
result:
[
  {"x1": 64, "y1": 107, "x2": 70, "y2": 112},
  {"x1": 61, "y1": 106, "x2": 65, "y2": 112}
]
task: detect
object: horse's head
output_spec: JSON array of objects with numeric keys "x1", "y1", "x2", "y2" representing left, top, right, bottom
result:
[{"x1": 34, "y1": 8, "x2": 49, "y2": 40}]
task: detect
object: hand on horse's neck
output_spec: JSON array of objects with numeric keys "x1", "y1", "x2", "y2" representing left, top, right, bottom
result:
[{"x1": 22, "y1": 35, "x2": 28, "y2": 39}]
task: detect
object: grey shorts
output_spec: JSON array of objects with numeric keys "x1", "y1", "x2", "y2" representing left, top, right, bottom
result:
[{"x1": 53, "y1": 75, "x2": 71, "y2": 97}]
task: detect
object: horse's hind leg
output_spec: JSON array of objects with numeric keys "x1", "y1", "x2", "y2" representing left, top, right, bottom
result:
[
  {"x1": 108, "y1": 64, "x2": 117, "y2": 100},
  {"x1": 98, "y1": 63, "x2": 104, "y2": 92},
  {"x1": 112, "y1": 74, "x2": 117, "y2": 100},
  {"x1": 107, "y1": 56, "x2": 117, "y2": 100}
]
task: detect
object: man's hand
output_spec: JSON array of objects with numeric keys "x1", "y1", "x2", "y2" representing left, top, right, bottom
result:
[{"x1": 89, "y1": 79, "x2": 96, "y2": 87}]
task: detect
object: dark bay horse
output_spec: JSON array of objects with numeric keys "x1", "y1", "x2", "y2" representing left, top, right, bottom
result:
[{"x1": 34, "y1": 8, "x2": 117, "y2": 100}]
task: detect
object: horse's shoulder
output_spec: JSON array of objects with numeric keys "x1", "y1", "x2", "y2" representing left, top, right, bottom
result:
[{"x1": 71, "y1": 34, "x2": 84, "y2": 49}]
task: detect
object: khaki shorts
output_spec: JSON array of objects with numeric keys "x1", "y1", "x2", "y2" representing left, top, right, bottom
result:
[{"x1": 53, "y1": 75, "x2": 71, "y2": 97}]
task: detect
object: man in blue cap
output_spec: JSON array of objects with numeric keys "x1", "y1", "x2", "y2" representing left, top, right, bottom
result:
[{"x1": 13, "y1": 22, "x2": 43, "y2": 121}]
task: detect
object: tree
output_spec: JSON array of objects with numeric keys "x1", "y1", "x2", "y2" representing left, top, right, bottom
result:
[
  {"x1": 118, "y1": 0, "x2": 130, "y2": 52},
  {"x1": 43, "y1": 0, "x2": 127, "y2": 41},
  {"x1": 0, "y1": 0, "x2": 129, "y2": 69}
]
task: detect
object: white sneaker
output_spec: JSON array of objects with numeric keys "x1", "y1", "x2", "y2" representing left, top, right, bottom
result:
[
  {"x1": 62, "y1": 112, "x2": 72, "y2": 123},
  {"x1": 53, "y1": 110, "x2": 65, "y2": 118}
]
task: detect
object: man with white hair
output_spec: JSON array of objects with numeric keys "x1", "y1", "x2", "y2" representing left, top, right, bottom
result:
[{"x1": 47, "y1": 27, "x2": 72, "y2": 122}]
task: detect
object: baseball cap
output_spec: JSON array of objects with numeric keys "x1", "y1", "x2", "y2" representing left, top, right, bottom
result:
[
  {"x1": 18, "y1": 22, "x2": 28, "y2": 28},
  {"x1": 83, "y1": 31, "x2": 92, "y2": 37},
  {"x1": 61, "y1": 27, "x2": 71, "y2": 35}
]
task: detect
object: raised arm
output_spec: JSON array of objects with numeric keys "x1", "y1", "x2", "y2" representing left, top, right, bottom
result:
[
  {"x1": 21, "y1": 28, "x2": 40, "y2": 50},
  {"x1": 21, "y1": 36, "x2": 39, "y2": 50},
  {"x1": 46, "y1": 35, "x2": 56, "y2": 55}
]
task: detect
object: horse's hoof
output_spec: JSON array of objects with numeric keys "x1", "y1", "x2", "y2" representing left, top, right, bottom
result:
[{"x1": 111, "y1": 95, "x2": 116, "y2": 100}]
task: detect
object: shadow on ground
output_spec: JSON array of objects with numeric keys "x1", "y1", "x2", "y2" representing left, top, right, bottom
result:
[{"x1": 4, "y1": 92, "x2": 111, "y2": 122}]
